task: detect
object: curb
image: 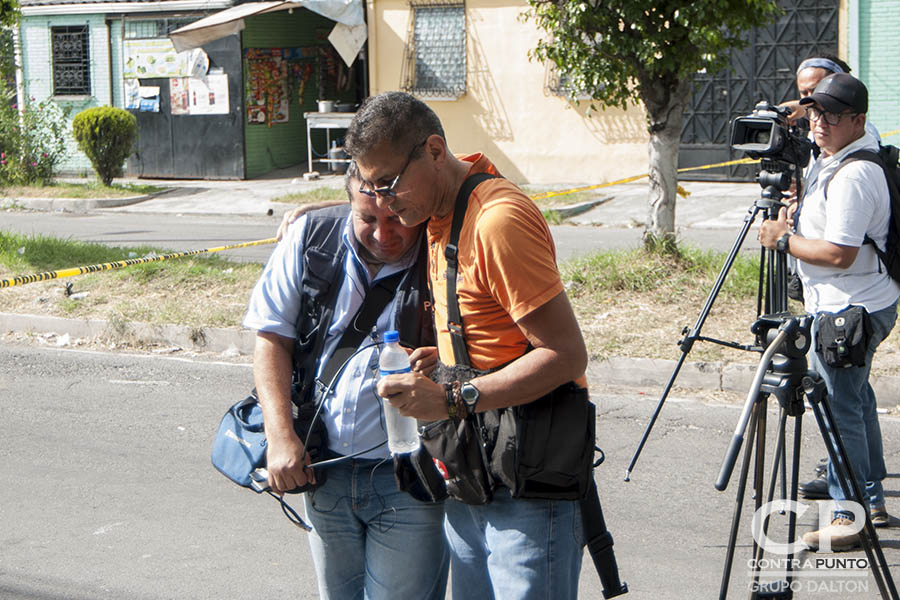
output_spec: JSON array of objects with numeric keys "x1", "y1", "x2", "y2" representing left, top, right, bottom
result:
[
  {"x1": 0, "y1": 312, "x2": 256, "y2": 355},
  {"x1": 586, "y1": 355, "x2": 900, "y2": 403},
  {"x1": 547, "y1": 196, "x2": 611, "y2": 219},
  {"x1": 6, "y1": 311, "x2": 900, "y2": 401},
  {"x1": 2, "y1": 189, "x2": 170, "y2": 212}
]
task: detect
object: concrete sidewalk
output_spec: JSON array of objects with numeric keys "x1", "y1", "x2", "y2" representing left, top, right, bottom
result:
[{"x1": 8, "y1": 168, "x2": 767, "y2": 230}]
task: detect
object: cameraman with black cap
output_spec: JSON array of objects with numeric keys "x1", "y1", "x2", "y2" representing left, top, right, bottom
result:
[{"x1": 759, "y1": 73, "x2": 900, "y2": 551}]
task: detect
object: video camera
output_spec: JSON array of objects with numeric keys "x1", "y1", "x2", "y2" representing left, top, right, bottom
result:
[{"x1": 731, "y1": 101, "x2": 815, "y2": 192}]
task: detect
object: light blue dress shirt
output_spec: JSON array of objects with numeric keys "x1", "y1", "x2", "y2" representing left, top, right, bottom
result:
[{"x1": 243, "y1": 214, "x2": 420, "y2": 459}]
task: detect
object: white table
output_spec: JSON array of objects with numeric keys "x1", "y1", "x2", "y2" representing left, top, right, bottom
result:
[{"x1": 304, "y1": 111, "x2": 355, "y2": 174}]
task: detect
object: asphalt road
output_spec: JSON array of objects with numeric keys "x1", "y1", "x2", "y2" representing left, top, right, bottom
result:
[
  {"x1": 0, "y1": 211, "x2": 753, "y2": 266},
  {"x1": 3, "y1": 342, "x2": 899, "y2": 599}
]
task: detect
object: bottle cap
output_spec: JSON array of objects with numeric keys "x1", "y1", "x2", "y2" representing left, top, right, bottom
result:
[{"x1": 384, "y1": 330, "x2": 399, "y2": 343}]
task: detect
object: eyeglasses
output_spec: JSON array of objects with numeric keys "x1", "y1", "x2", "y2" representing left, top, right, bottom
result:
[
  {"x1": 806, "y1": 106, "x2": 856, "y2": 126},
  {"x1": 358, "y1": 139, "x2": 428, "y2": 198}
]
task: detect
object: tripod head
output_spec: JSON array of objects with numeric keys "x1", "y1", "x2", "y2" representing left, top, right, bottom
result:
[{"x1": 751, "y1": 313, "x2": 814, "y2": 418}]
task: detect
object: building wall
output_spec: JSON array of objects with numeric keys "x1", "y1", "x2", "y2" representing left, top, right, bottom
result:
[
  {"x1": 19, "y1": 14, "x2": 111, "y2": 174},
  {"x1": 857, "y1": 0, "x2": 900, "y2": 137},
  {"x1": 367, "y1": 0, "x2": 649, "y2": 186}
]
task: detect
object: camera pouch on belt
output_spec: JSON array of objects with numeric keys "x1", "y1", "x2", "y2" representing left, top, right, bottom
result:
[
  {"x1": 490, "y1": 383, "x2": 595, "y2": 501},
  {"x1": 815, "y1": 305, "x2": 872, "y2": 368},
  {"x1": 393, "y1": 445, "x2": 449, "y2": 503},
  {"x1": 419, "y1": 416, "x2": 494, "y2": 505}
]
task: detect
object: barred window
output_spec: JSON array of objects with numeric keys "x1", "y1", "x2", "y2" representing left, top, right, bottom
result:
[
  {"x1": 52, "y1": 25, "x2": 91, "y2": 96},
  {"x1": 124, "y1": 18, "x2": 198, "y2": 39},
  {"x1": 544, "y1": 62, "x2": 600, "y2": 101},
  {"x1": 400, "y1": 0, "x2": 466, "y2": 99}
]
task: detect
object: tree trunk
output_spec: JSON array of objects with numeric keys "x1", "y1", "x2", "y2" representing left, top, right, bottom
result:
[{"x1": 642, "y1": 79, "x2": 691, "y2": 249}]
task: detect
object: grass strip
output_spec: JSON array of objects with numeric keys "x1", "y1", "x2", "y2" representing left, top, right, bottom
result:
[
  {"x1": 0, "y1": 181, "x2": 166, "y2": 199},
  {"x1": 0, "y1": 231, "x2": 261, "y2": 327}
]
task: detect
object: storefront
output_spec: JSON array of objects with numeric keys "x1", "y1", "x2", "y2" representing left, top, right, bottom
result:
[{"x1": 124, "y1": 0, "x2": 367, "y2": 179}]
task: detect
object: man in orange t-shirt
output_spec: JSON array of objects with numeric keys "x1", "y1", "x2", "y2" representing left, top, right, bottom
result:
[{"x1": 350, "y1": 91, "x2": 589, "y2": 600}]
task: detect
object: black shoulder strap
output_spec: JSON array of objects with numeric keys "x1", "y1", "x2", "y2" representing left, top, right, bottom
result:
[
  {"x1": 318, "y1": 270, "x2": 404, "y2": 386},
  {"x1": 445, "y1": 172, "x2": 498, "y2": 367},
  {"x1": 822, "y1": 147, "x2": 900, "y2": 268},
  {"x1": 824, "y1": 149, "x2": 885, "y2": 199}
]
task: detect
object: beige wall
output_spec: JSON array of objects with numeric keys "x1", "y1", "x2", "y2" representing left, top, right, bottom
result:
[{"x1": 366, "y1": 0, "x2": 649, "y2": 185}]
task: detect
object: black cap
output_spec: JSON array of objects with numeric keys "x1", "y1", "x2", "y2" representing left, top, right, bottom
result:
[{"x1": 799, "y1": 73, "x2": 867, "y2": 114}]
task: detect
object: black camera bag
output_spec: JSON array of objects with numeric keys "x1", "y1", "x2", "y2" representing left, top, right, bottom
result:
[{"x1": 815, "y1": 305, "x2": 872, "y2": 368}]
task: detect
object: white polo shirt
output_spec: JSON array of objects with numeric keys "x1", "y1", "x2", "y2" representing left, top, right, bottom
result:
[{"x1": 797, "y1": 130, "x2": 900, "y2": 313}]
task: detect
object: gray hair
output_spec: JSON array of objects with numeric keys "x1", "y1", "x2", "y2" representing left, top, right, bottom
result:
[
  {"x1": 344, "y1": 92, "x2": 445, "y2": 159},
  {"x1": 343, "y1": 160, "x2": 360, "y2": 200}
]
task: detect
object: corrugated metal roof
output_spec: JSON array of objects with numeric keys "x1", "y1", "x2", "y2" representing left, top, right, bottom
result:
[{"x1": 22, "y1": 0, "x2": 164, "y2": 5}]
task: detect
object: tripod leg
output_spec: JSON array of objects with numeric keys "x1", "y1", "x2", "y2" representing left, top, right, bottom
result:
[
  {"x1": 626, "y1": 203, "x2": 765, "y2": 481},
  {"x1": 785, "y1": 412, "x2": 802, "y2": 586},
  {"x1": 719, "y1": 398, "x2": 763, "y2": 600},
  {"x1": 779, "y1": 408, "x2": 787, "y2": 510},
  {"x1": 748, "y1": 406, "x2": 786, "y2": 597},
  {"x1": 808, "y1": 390, "x2": 898, "y2": 599},
  {"x1": 625, "y1": 352, "x2": 689, "y2": 481}
]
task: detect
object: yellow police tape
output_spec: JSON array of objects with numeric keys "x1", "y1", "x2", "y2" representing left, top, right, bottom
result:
[
  {"x1": 5, "y1": 129, "x2": 899, "y2": 289},
  {"x1": 528, "y1": 157, "x2": 759, "y2": 201},
  {"x1": 0, "y1": 238, "x2": 278, "y2": 289}
]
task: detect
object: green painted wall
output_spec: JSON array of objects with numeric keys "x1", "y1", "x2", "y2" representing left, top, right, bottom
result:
[
  {"x1": 858, "y1": 1, "x2": 900, "y2": 137},
  {"x1": 242, "y1": 10, "x2": 337, "y2": 179}
]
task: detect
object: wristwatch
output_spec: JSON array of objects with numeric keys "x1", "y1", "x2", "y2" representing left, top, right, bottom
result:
[
  {"x1": 776, "y1": 232, "x2": 792, "y2": 254},
  {"x1": 459, "y1": 382, "x2": 480, "y2": 416}
]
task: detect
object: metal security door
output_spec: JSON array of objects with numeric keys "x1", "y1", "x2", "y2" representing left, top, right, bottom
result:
[{"x1": 679, "y1": 0, "x2": 838, "y2": 181}]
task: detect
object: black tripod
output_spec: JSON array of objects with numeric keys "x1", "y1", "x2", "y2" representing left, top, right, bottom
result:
[
  {"x1": 626, "y1": 189, "x2": 788, "y2": 482},
  {"x1": 623, "y1": 177, "x2": 897, "y2": 597},
  {"x1": 715, "y1": 313, "x2": 897, "y2": 599}
]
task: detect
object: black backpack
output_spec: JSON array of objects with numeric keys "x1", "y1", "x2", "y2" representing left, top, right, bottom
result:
[{"x1": 825, "y1": 144, "x2": 900, "y2": 283}]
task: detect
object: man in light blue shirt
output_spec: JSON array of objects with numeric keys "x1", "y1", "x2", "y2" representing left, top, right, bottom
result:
[{"x1": 243, "y1": 163, "x2": 448, "y2": 599}]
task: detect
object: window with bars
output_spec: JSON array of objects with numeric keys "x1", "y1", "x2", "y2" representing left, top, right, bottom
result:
[
  {"x1": 400, "y1": 0, "x2": 466, "y2": 99},
  {"x1": 124, "y1": 18, "x2": 198, "y2": 39},
  {"x1": 52, "y1": 25, "x2": 91, "y2": 96},
  {"x1": 544, "y1": 62, "x2": 601, "y2": 101}
]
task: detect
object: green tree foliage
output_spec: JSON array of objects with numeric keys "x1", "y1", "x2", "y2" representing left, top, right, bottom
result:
[
  {"x1": 72, "y1": 107, "x2": 137, "y2": 186},
  {"x1": 524, "y1": 1, "x2": 779, "y2": 248},
  {"x1": 1, "y1": 0, "x2": 20, "y2": 27}
]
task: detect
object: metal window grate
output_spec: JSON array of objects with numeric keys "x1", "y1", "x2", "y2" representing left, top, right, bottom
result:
[
  {"x1": 400, "y1": 0, "x2": 466, "y2": 98},
  {"x1": 52, "y1": 25, "x2": 90, "y2": 96},
  {"x1": 124, "y1": 18, "x2": 198, "y2": 39}
]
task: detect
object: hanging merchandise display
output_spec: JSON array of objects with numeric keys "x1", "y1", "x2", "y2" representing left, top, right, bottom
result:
[{"x1": 244, "y1": 47, "x2": 316, "y2": 127}]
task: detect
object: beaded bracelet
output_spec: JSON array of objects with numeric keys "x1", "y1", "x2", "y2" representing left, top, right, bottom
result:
[{"x1": 444, "y1": 382, "x2": 464, "y2": 419}]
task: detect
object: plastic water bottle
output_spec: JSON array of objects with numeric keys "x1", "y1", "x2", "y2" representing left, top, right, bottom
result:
[{"x1": 379, "y1": 330, "x2": 420, "y2": 454}]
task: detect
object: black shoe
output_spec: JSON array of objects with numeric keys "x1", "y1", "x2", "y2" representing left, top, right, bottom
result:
[
  {"x1": 814, "y1": 457, "x2": 828, "y2": 476},
  {"x1": 755, "y1": 579, "x2": 792, "y2": 599},
  {"x1": 800, "y1": 476, "x2": 831, "y2": 500}
]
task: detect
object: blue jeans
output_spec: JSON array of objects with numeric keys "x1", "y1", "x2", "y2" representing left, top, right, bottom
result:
[
  {"x1": 304, "y1": 457, "x2": 448, "y2": 600},
  {"x1": 809, "y1": 303, "x2": 897, "y2": 516},
  {"x1": 444, "y1": 488, "x2": 584, "y2": 600}
]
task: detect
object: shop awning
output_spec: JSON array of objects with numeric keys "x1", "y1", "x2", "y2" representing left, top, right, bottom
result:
[{"x1": 169, "y1": 0, "x2": 364, "y2": 52}]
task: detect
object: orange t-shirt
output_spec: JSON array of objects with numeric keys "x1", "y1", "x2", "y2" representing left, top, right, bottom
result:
[{"x1": 426, "y1": 154, "x2": 564, "y2": 370}]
